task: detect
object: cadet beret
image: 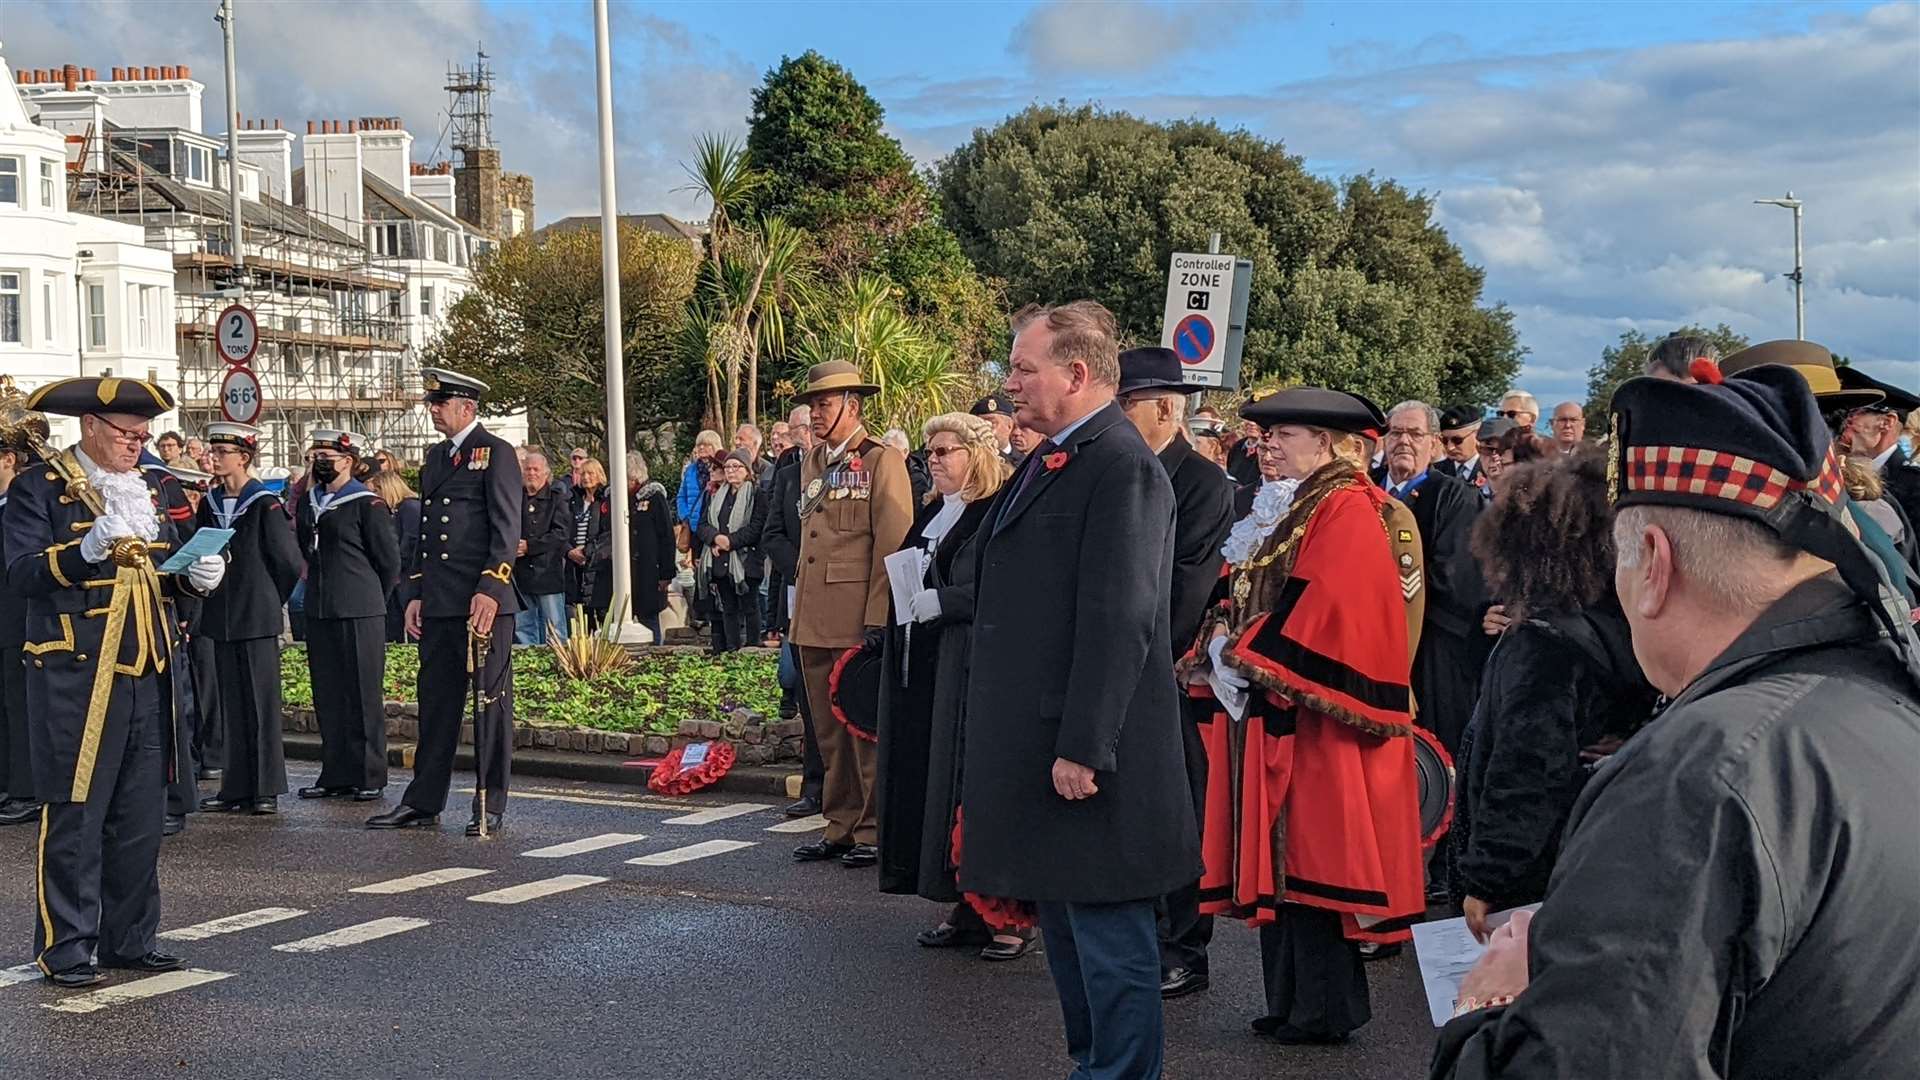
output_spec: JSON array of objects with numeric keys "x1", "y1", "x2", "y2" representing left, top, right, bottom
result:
[
  {"x1": 1438, "y1": 405, "x2": 1485, "y2": 432},
  {"x1": 1242, "y1": 387, "x2": 1387, "y2": 435},
  {"x1": 421, "y1": 367, "x2": 490, "y2": 402},
  {"x1": 970, "y1": 393, "x2": 1016, "y2": 419},
  {"x1": 25, "y1": 376, "x2": 175, "y2": 419}
]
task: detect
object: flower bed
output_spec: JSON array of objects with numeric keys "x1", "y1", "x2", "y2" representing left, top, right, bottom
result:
[{"x1": 281, "y1": 644, "x2": 781, "y2": 738}]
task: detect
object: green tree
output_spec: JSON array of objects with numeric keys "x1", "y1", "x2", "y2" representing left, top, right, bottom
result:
[
  {"x1": 427, "y1": 225, "x2": 701, "y2": 450},
  {"x1": 1582, "y1": 323, "x2": 1749, "y2": 427},
  {"x1": 746, "y1": 51, "x2": 1006, "y2": 381},
  {"x1": 790, "y1": 274, "x2": 967, "y2": 439},
  {"x1": 933, "y1": 104, "x2": 1523, "y2": 407}
]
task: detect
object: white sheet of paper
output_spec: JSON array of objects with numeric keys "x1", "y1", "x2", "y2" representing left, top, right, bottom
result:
[
  {"x1": 883, "y1": 548, "x2": 926, "y2": 626},
  {"x1": 679, "y1": 741, "x2": 709, "y2": 769},
  {"x1": 157, "y1": 527, "x2": 234, "y2": 573},
  {"x1": 1410, "y1": 904, "x2": 1541, "y2": 1026}
]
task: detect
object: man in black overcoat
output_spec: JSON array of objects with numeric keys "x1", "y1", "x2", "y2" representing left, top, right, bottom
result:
[
  {"x1": 759, "y1": 411, "x2": 824, "y2": 817},
  {"x1": 1115, "y1": 347, "x2": 1234, "y2": 1000},
  {"x1": 963, "y1": 302, "x2": 1200, "y2": 1080},
  {"x1": 367, "y1": 368, "x2": 521, "y2": 836},
  {"x1": 0, "y1": 390, "x2": 46, "y2": 827}
]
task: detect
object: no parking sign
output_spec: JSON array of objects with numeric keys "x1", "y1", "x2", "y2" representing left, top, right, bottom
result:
[{"x1": 1159, "y1": 252, "x2": 1252, "y2": 389}]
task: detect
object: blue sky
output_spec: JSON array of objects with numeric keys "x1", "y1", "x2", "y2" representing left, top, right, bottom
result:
[{"x1": 8, "y1": 0, "x2": 1915, "y2": 405}]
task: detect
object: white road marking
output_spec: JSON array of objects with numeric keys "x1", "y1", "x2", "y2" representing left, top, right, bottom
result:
[
  {"x1": 273, "y1": 917, "x2": 431, "y2": 954},
  {"x1": 763, "y1": 814, "x2": 828, "y2": 834},
  {"x1": 160, "y1": 907, "x2": 308, "y2": 942},
  {"x1": 520, "y1": 833, "x2": 649, "y2": 859},
  {"x1": 41, "y1": 969, "x2": 234, "y2": 1014},
  {"x1": 466, "y1": 874, "x2": 608, "y2": 905},
  {"x1": 1, "y1": 963, "x2": 41, "y2": 988},
  {"x1": 660, "y1": 802, "x2": 770, "y2": 826},
  {"x1": 349, "y1": 867, "x2": 492, "y2": 894},
  {"x1": 626, "y1": 839, "x2": 757, "y2": 866}
]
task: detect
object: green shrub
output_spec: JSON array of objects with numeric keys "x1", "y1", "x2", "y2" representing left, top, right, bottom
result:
[{"x1": 281, "y1": 645, "x2": 779, "y2": 737}]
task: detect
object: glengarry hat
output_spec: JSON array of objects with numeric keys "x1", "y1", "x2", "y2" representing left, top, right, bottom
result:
[{"x1": 799, "y1": 360, "x2": 880, "y2": 400}]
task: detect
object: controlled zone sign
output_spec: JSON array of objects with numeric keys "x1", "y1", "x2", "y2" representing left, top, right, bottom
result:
[
  {"x1": 215, "y1": 303, "x2": 259, "y2": 366},
  {"x1": 1159, "y1": 252, "x2": 1250, "y2": 388},
  {"x1": 219, "y1": 365, "x2": 263, "y2": 425}
]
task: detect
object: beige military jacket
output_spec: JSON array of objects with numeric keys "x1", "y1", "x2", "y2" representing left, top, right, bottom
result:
[{"x1": 787, "y1": 432, "x2": 913, "y2": 649}]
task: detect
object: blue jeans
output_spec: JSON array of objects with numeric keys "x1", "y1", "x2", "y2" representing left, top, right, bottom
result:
[
  {"x1": 513, "y1": 592, "x2": 569, "y2": 645},
  {"x1": 1036, "y1": 899, "x2": 1165, "y2": 1080}
]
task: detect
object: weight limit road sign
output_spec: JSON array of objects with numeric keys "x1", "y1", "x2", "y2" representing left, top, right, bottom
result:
[
  {"x1": 215, "y1": 303, "x2": 259, "y2": 366},
  {"x1": 219, "y1": 365, "x2": 262, "y2": 425}
]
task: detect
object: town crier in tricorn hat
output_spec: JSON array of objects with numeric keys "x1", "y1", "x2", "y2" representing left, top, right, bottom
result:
[{"x1": 786, "y1": 360, "x2": 912, "y2": 868}]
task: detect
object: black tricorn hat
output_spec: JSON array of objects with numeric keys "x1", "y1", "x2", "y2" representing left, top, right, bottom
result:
[
  {"x1": 26, "y1": 376, "x2": 175, "y2": 419},
  {"x1": 1117, "y1": 347, "x2": 1196, "y2": 395},
  {"x1": 1242, "y1": 387, "x2": 1387, "y2": 435}
]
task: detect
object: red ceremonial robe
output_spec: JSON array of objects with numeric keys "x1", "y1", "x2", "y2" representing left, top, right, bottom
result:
[{"x1": 1190, "y1": 474, "x2": 1425, "y2": 943}]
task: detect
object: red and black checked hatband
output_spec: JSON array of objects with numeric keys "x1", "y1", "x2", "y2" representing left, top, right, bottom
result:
[{"x1": 1622, "y1": 443, "x2": 1845, "y2": 511}]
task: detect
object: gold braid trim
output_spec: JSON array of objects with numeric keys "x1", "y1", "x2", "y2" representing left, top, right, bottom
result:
[{"x1": 482, "y1": 562, "x2": 513, "y2": 584}]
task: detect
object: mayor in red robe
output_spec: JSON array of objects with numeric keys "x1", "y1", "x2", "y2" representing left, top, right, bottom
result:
[{"x1": 1181, "y1": 387, "x2": 1424, "y2": 1044}]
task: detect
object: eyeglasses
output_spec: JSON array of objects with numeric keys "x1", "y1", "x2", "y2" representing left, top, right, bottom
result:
[
  {"x1": 1551, "y1": 416, "x2": 1582, "y2": 425},
  {"x1": 1384, "y1": 428, "x2": 1429, "y2": 442},
  {"x1": 90, "y1": 414, "x2": 152, "y2": 446},
  {"x1": 1497, "y1": 410, "x2": 1528, "y2": 419},
  {"x1": 927, "y1": 445, "x2": 971, "y2": 460}
]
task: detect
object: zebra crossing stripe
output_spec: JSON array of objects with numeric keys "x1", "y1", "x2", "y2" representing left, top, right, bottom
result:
[
  {"x1": 160, "y1": 907, "x2": 309, "y2": 942},
  {"x1": 763, "y1": 814, "x2": 827, "y2": 834},
  {"x1": 41, "y1": 969, "x2": 235, "y2": 1014},
  {"x1": 273, "y1": 917, "x2": 432, "y2": 954},
  {"x1": 0, "y1": 963, "x2": 41, "y2": 988},
  {"x1": 350, "y1": 867, "x2": 492, "y2": 894},
  {"x1": 467, "y1": 874, "x2": 608, "y2": 905},
  {"x1": 626, "y1": 839, "x2": 757, "y2": 866},
  {"x1": 660, "y1": 803, "x2": 770, "y2": 826},
  {"x1": 520, "y1": 833, "x2": 648, "y2": 858}
]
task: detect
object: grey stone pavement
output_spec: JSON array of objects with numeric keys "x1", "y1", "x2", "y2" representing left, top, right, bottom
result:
[{"x1": 0, "y1": 765, "x2": 1436, "y2": 1079}]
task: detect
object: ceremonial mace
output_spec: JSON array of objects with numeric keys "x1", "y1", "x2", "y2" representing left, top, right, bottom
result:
[
  {"x1": 0, "y1": 389, "x2": 146, "y2": 569},
  {"x1": 468, "y1": 621, "x2": 494, "y2": 839}
]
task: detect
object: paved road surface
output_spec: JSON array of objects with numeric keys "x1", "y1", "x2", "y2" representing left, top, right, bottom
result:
[{"x1": 0, "y1": 766, "x2": 1435, "y2": 1079}]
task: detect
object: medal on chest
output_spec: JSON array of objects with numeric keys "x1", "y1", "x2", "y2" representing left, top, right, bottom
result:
[{"x1": 467, "y1": 446, "x2": 491, "y2": 471}]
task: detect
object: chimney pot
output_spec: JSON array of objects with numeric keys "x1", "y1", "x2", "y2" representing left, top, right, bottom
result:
[
  {"x1": 275, "y1": 119, "x2": 283, "y2": 130},
  {"x1": 109, "y1": 67, "x2": 120, "y2": 81},
  {"x1": 306, "y1": 120, "x2": 315, "y2": 135},
  {"x1": 17, "y1": 71, "x2": 29, "y2": 85},
  {"x1": 179, "y1": 65, "x2": 190, "y2": 79},
  {"x1": 140, "y1": 66, "x2": 154, "y2": 80},
  {"x1": 163, "y1": 65, "x2": 176, "y2": 79},
  {"x1": 83, "y1": 68, "x2": 97, "y2": 82},
  {"x1": 64, "y1": 66, "x2": 79, "y2": 92}
]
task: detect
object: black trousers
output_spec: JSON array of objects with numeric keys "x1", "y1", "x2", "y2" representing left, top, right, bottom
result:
[
  {"x1": 1, "y1": 646, "x2": 32, "y2": 801},
  {"x1": 212, "y1": 636, "x2": 287, "y2": 801},
  {"x1": 35, "y1": 672, "x2": 164, "y2": 974},
  {"x1": 188, "y1": 632, "x2": 222, "y2": 772},
  {"x1": 787, "y1": 641, "x2": 823, "y2": 801},
  {"x1": 165, "y1": 647, "x2": 196, "y2": 818},
  {"x1": 1259, "y1": 904, "x2": 1371, "y2": 1038},
  {"x1": 401, "y1": 615, "x2": 512, "y2": 817},
  {"x1": 308, "y1": 615, "x2": 388, "y2": 791},
  {"x1": 710, "y1": 577, "x2": 761, "y2": 652},
  {"x1": 1158, "y1": 711, "x2": 1214, "y2": 975}
]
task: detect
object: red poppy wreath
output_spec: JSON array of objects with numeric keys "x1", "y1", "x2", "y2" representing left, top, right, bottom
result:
[{"x1": 648, "y1": 739, "x2": 737, "y2": 795}]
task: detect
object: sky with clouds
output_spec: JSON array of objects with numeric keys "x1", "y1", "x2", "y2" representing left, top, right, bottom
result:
[{"x1": 4, "y1": 0, "x2": 1914, "y2": 405}]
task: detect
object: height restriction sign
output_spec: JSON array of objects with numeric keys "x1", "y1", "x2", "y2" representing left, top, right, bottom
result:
[
  {"x1": 215, "y1": 303, "x2": 259, "y2": 366},
  {"x1": 1159, "y1": 252, "x2": 1251, "y2": 389}
]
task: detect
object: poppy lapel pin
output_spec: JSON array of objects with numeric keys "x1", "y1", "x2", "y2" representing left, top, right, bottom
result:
[{"x1": 1042, "y1": 451, "x2": 1070, "y2": 471}]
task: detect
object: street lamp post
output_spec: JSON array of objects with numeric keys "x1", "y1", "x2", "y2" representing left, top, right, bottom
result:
[
  {"x1": 592, "y1": 0, "x2": 634, "y2": 636},
  {"x1": 215, "y1": 0, "x2": 245, "y2": 271},
  {"x1": 1754, "y1": 192, "x2": 1804, "y2": 340}
]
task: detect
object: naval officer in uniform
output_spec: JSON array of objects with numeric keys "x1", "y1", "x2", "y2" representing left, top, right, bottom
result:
[
  {"x1": 2, "y1": 377, "x2": 226, "y2": 987},
  {"x1": 367, "y1": 368, "x2": 521, "y2": 836}
]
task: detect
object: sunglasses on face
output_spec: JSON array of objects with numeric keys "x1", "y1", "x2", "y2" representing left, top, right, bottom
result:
[
  {"x1": 927, "y1": 445, "x2": 970, "y2": 460},
  {"x1": 1440, "y1": 434, "x2": 1472, "y2": 447},
  {"x1": 1497, "y1": 410, "x2": 1526, "y2": 419}
]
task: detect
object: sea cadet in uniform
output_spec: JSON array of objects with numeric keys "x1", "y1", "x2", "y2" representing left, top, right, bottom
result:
[
  {"x1": 2, "y1": 377, "x2": 225, "y2": 987},
  {"x1": 366, "y1": 369, "x2": 521, "y2": 836}
]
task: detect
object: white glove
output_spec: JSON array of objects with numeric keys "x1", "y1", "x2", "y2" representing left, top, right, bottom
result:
[
  {"x1": 80, "y1": 513, "x2": 134, "y2": 564},
  {"x1": 1208, "y1": 633, "x2": 1250, "y2": 691},
  {"x1": 907, "y1": 588, "x2": 942, "y2": 624},
  {"x1": 187, "y1": 555, "x2": 226, "y2": 592}
]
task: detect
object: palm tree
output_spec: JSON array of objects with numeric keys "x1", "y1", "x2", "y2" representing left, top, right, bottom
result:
[
  {"x1": 678, "y1": 133, "x2": 764, "y2": 278},
  {"x1": 791, "y1": 274, "x2": 964, "y2": 439}
]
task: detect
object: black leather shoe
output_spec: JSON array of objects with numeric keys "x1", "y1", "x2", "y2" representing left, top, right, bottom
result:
[
  {"x1": 196, "y1": 766, "x2": 223, "y2": 782},
  {"x1": 0, "y1": 798, "x2": 41, "y2": 825},
  {"x1": 198, "y1": 796, "x2": 243, "y2": 812},
  {"x1": 297, "y1": 785, "x2": 352, "y2": 800},
  {"x1": 916, "y1": 922, "x2": 991, "y2": 949},
  {"x1": 102, "y1": 951, "x2": 187, "y2": 973},
  {"x1": 980, "y1": 929, "x2": 1041, "y2": 961},
  {"x1": 251, "y1": 797, "x2": 278, "y2": 815},
  {"x1": 792, "y1": 839, "x2": 853, "y2": 862},
  {"x1": 783, "y1": 795, "x2": 820, "y2": 818},
  {"x1": 838, "y1": 843, "x2": 878, "y2": 868},
  {"x1": 1160, "y1": 967, "x2": 1210, "y2": 998},
  {"x1": 45, "y1": 965, "x2": 105, "y2": 989},
  {"x1": 464, "y1": 812, "x2": 503, "y2": 837},
  {"x1": 366, "y1": 806, "x2": 438, "y2": 830},
  {"x1": 352, "y1": 788, "x2": 384, "y2": 802},
  {"x1": 162, "y1": 814, "x2": 186, "y2": 837},
  {"x1": 1251, "y1": 1017, "x2": 1349, "y2": 1044}
]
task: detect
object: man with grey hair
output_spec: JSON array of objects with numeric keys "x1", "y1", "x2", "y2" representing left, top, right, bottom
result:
[
  {"x1": 966, "y1": 301, "x2": 1198, "y2": 1079},
  {"x1": 1642, "y1": 332, "x2": 1722, "y2": 382},
  {"x1": 1382, "y1": 400, "x2": 1486, "y2": 904},
  {"x1": 512, "y1": 450, "x2": 571, "y2": 646},
  {"x1": 1432, "y1": 365, "x2": 1920, "y2": 1079},
  {"x1": 1549, "y1": 402, "x2": 1586, "y2": 453},
  {"x1": 1496, "y1": 390, "x2": 1539, "y2": 431},
  {"x1": 759, "y1": 402, "x2": 821, "y2": 813}
]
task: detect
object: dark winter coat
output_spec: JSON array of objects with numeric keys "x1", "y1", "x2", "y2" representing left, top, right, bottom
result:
[
  {"x1": 1160, "y1": 435, "x2": 1233, "y2": 661},
  {"x1": 1452, "y1": 602, "x2": 1655, "y2": 910},
  {"x1": 625, "y1": 481, "x2": 677, "y2": 619},
  {"x1": 695, "y1": 481, "x2": 768, "y2": 584},
  {"x1": 960, "y1": 402, "x2": 1201, "y2": 903},
  {"x1": 759, "y1": 446, "x2": 805, "y2": 582},
  {"x1": 1396, "y1": 470, "x2": 1487, "y2": 754},
  {"x1": 295, "y1": 481, "x2": 400, "y2": 620},
  {"x1": 516, "y1": 479, "x2": 573, "y2": 597},
  {"x1": 198, "y1": 480, "x2": 303, "y2": 641}
]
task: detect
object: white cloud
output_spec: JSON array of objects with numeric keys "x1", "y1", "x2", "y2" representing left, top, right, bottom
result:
[{"x1": 1008, "y1": 0, "x2": 1300, "y2": 75}]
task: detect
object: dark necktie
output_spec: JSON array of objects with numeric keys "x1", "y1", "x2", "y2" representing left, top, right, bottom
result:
[{"x1": 999, "y1": 438, "x2": 1056, "y2": 527}]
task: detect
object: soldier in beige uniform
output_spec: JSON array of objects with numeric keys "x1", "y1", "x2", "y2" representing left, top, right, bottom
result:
[{"x1": 786, "y1": 361, "x2": 913, "y2": 867}]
